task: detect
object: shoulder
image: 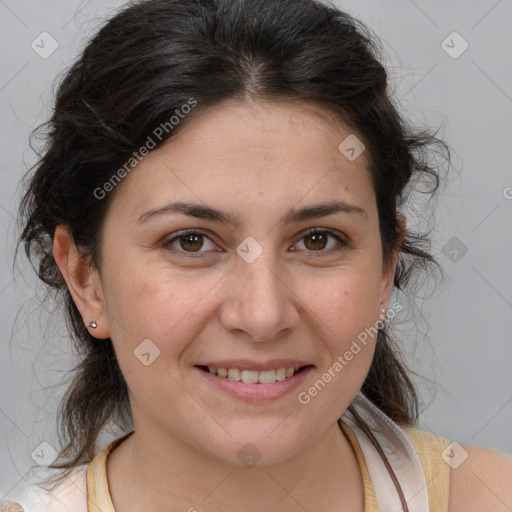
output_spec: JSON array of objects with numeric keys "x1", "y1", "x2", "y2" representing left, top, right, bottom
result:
[
  {"x1": 447, "y1": 443, "x2": 512, "y2": 512},
  {"x1": 401, "y1": 427, "x2": 512, "y2": 511},
  {"x1": 1, "y1": 465, "x2": 88, "y2": 512},
  {"x1": 402, "y1": 427, "x2": 512, "y2": 511}
]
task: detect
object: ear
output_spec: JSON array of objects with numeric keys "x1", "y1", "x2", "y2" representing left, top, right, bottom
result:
[
  {"x1": 53, "y1": 225, "x2": 110, "y2": 339},
  {"x1": 379, "y1": 213, "x2": 406, "y2": 314}
]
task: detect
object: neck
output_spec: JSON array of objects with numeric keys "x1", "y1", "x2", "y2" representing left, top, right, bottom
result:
[{"x1": 107, "y1": 419, "x2": 364, "y2": 512}]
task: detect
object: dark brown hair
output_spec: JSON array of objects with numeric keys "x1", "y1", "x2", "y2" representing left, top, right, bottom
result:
[{"x1": 17, "y1": 0, "x2": 450, "y2": 493}]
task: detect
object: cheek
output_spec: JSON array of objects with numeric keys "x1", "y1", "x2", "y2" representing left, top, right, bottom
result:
[
  {"x1": 102, "y1": 255, "x2": 219, "y2": 366},
  {"x1": 306, "y1": 267, "x2": 382, "y2": 337},
  {"x1": 299, "y1": 267, "x2": 382, "y2": 400}
]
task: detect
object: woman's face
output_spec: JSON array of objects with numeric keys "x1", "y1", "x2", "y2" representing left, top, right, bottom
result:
[{"x1": 84, "y1": 100, "x2": 398, "y2": 464}]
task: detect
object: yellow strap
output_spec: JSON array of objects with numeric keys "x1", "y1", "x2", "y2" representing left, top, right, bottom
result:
[
  {"x1": 403, "y1": 427, "x2": 451, "y2": 512},
  {"x1": 340, "y1": 421, "x2": 380, "y2": 512},
  {"x1": 0, "y1": 502, "x2": 25, "y2": 512}
]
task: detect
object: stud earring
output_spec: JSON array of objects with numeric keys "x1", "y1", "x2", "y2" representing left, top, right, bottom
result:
[
  {"x1": 378, "y1": 307, "x2": 387, "y2": 330},
  {"x1": 86, "y1": 321, "x2": 97, "y2": 329}
]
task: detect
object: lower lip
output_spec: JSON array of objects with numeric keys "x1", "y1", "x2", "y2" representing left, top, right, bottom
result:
[{"x1": 194, "y1": 366, "x2": 314, "y2": 402}]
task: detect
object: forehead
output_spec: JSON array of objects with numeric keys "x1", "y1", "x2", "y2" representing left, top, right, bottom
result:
[{"x1": 107, "y1": 99, "x2": 376, "y2": 222}]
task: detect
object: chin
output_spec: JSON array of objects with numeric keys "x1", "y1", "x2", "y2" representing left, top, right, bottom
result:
[{"x1": 199, "y1": 427, "x2": 308, "y2": 468}]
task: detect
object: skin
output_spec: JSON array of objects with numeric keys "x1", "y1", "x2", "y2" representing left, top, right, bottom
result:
[
  {"x1": 53, "y1": 99, "x2": 512, "y2": 512},
  {"x1": 448, "y1": 445, "x2": 512, "y2": 511}
]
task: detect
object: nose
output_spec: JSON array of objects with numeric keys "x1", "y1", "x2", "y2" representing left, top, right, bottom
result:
[{"x1": 219, "y1": 252, "x2": 300, "y2": 342}]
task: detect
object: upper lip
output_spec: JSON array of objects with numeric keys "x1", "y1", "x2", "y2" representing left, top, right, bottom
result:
[{"x1": 195, "y1": 359, "x2": 312, "y2": 371}]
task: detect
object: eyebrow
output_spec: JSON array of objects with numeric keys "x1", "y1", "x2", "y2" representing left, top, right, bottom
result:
[{"x1": 136, "y1": 200, "x2": 368, "y2": 226}]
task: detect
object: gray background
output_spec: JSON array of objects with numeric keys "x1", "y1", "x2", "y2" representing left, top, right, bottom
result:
[{"x1": 1, "y1": 0, "x2": 511, "y2": 501}]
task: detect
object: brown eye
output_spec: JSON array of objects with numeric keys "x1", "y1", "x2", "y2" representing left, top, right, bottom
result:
[
  {"x1": 293, "y1": 229, "x2": 346, "y2": 253},
  {"x1": 179, "y1": 233, "x2": 204, "y2": 252},
  {"x1": 303, "y1": 231, "x2": 329, "y2": 250},
  {"x1": 163, "y1": 229, "x2": 217, "y2": 255}
]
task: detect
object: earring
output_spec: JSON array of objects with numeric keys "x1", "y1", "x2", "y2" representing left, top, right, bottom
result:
[
  {"x1": 86, "y1": 321, "x2": 97, "y2": 329},
  {"x1": 378, "y1": 307, "x2": 386, "y2": 330}
]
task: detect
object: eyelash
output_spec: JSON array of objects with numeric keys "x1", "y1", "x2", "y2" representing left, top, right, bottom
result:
[{"x1": 161, "y1": 228, "x2": 348, "y2": 257}]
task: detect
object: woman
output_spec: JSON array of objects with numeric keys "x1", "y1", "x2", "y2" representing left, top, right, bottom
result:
[{"x1": 4, "y1": 0, "x2": 511, "y2": 511}]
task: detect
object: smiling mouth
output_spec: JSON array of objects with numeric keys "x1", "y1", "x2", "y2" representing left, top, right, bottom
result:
[{"x1": 196, "y1": 365, "x2": 312, "y2": 384}]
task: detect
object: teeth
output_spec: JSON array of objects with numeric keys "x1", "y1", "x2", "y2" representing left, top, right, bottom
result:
[
  {"x1": 275, "y1": 367, "x2": 286, "y2": 381},
  {"x1": 227, "y1": 368, "x2": 241, "y2": 381},
  {"x1": 241, "y1": 370, "x2": 259, "y2": 383},
  {"x1": 258, "y1": 370, "x2": 276, "y2": 384},
  {"x1": 206, "y1": 366, "x2": 302, "y2": 384}
]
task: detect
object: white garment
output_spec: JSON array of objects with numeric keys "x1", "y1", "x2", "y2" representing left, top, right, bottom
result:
[
  {"x1": 5, "y1": 391, "x2": 429, "y2": 512},
  {"x1": 343, "y1": 392, "x2": 429, "y2": 512},
  {"x1": 5, "y1": 465, "x2": 88, "y2": 512}
]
